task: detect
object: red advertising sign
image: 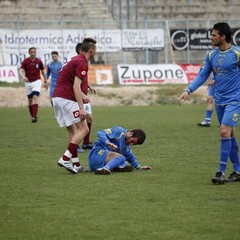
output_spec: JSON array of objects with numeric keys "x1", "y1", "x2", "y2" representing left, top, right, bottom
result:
[
  {"x1": 0, "y1": 65, "x2": 19, "y2": 82},
  {"x1": 117, "y1": 64, "x2": 201, "y2": 85},
  {"x1": 179, "y1": 64, "x2": 201, "y2": 83}
]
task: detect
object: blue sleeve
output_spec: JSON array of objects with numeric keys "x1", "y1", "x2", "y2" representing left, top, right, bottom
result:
[
  {"x1": 97, "y1": 126, "x2": 122, "y2": 145},
  {"x1": 46, "y1": 64, "x2": 51, "y2": 79},
  {"x1": 186, "y1": 53, "x2": 213, "y2": 94},
  {"x1": 125, "y1": 150, "x2": 141, "y2": 169}
]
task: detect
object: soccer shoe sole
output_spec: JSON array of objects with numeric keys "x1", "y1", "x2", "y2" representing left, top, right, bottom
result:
[
  {"x1": 31, "y1": 117, "x2": 38, "y2": 123},
  {"x1": 57, "y1": 162, "x2": 78, "y2": 174},
  {"x1": 95, "y1": 168, "x2": 111, "y2": 175},
  {"x1": 77, "y1": 148, "x2": 85, "y2": 153},
  {"x1": 82, "y1": 144, "x2": 93, "y2": 150},
  {"x1": 211, "y1": 178, "x2": 225, "y2": 184},
  {"x1": 74, "y1": 166, "x2": 88, "y2": 173},
  {"x1": 112, "y1": 166, "x2": 134, "y2": 172},
  {"x1": 196, "y1": 123, "x2": 210, "y2": 127},
  {"x1": 225, "y1": 176, "x2": 240, "y2": 182}
]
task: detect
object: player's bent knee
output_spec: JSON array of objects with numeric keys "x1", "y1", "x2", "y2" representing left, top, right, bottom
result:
[
  {"x1": 106, "y1": 152, "x2": 125, "y2": 164},
  {"x1": 116, "y1": 155, "x2": 126, "y2": 165}
]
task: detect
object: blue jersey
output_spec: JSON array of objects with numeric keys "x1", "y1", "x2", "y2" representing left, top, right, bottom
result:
[
  {"x1": 186, "y1": 46, "x2": 240, "y2": 105},
  {"x1": 93, "y1": 126, "x2": 140, "y2": 168},
  {"x1": 46, "y1": 61, "x2": 62, "y2": 97}
]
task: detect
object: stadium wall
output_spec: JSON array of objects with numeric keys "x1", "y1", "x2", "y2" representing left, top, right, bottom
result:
[{"x1": 0, "y1": 0, "x2": 239, "y2": 83}]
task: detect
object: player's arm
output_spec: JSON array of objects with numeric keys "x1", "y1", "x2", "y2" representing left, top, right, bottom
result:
[
  {"x1": 73, "y1": 76, "x2": 86, "y2": 120},
  {"x1": 19, "y1": 68, "x2": 28, "y2": 82},
  {"x1": 46, "y1": 64, "x2": 51, "y2": 80},
  {"x1": 41, "y1": 69, "x2": 47, "y2": 83},
  {"x1": 207, "y1": 78, "x2": 215, "y2": 89},
  {"x1": 97, "y1": 128, "x2": 118, "y2": 151},
  {"x1": 179, "y1": 54, "x2": 212, "y2": 105},
  {"x1": 88, "y1": 84, "x2": 96, "y2": 95},
  {"x1": 125, "y1": 151, "x2": 151, "y2": 170},
  {"x1": 45, "y1": 65, "x2": 52, "y2": 88},
  {"x1": 82, "y1": 91, "x2": 90, "y2": 103},
  {"x1": 41, "y1": 68, "x2": 48, "y2": 89}
]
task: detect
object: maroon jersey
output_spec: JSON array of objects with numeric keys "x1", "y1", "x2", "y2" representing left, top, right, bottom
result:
[
  {"x1": 53, "y1": 53, "x2": 88, "y2": 102},
  {"x1": 20, "y1": 57, "x2": 44, "y2": 82}
]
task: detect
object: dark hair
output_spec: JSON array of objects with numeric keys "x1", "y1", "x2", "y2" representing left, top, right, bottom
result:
[
  {"x1": 28, "y1": 47, "x2": 36, "y2": 53},
  {"x1": 75, "y1": 42, "x2": 82, "y2": 54},
  {"x1": 213, "y1": 22, "x2": 232, "y2": 43},
  {"x1": 51, "y1": 51, "x2": 58, "y2": 55},
  {"x1": 130, "y1": 129, "x2": 146, "y2": 145},
  {"x1": 81, "y1": 38, "x2": 97, "y2": 53}
]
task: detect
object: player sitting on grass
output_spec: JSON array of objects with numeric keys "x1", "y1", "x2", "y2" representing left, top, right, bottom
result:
[{"x1": 88, "y1": 126, "x2": 151, "y2": 175}]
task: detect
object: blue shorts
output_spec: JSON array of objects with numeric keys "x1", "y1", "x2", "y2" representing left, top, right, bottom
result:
[
  {"x1": 215, "y1": 104, "x2": 240, "y2": 127},
  {"x1": 88, "y1": 147, "x2": 109, "y2": 171},
  {"x1": 208, "y1": 86, "x2": 215, "y2": 97}
]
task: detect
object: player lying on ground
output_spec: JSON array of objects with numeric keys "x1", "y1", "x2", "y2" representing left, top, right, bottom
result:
[{"x1": 88, "y1": 126, "x2": 151, "y2": 175}]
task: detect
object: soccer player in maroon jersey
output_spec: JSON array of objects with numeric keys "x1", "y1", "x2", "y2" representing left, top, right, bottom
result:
[
  {"x1": 19, "y1": 47, "x2": 47, "y2": 123},
  {"x1": 52, "y1": 38, "x2": 97, "y2": 174},
  {"x1": 75, "y1": 42, "x2": 96, "y2": 153}
]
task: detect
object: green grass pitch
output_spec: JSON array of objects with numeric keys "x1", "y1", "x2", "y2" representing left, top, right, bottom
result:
[{"x1": 1, "y1": 105, "x2": 240, "y2": 240}]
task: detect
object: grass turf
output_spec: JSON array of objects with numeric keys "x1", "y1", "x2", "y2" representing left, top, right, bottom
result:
[{"x1": 0, "y1": 105, "x2": 240, "y2": 240}]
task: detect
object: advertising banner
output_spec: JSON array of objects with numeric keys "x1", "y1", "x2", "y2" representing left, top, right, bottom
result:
[
  {"x1": 171, "y1": 28, "x2": 240, "y2": 50},
  {"x1": 117, "y1": 64, "x2": 191, "y2": 85},
  {"x1": 179, "y1": 64, "x2": 200, "y2": 83},
  {"x1": 0, "y1": 65, "x2": 19, "y2": 82},
  {"x1": 88, "y1": 65, "x2": 114, "y2": 85},
  {"x1": 122, "y1": 29, "x2": 164, "y2": 51},
  {"x1": 233, "y1": 29, "x2": 240, "y2": 46},
  {"x1": 0, "y1": 29, "x2": 121, "y2": 66}
]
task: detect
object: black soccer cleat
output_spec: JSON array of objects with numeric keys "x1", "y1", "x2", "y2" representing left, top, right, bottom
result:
[
  {"x1": 31, "y1": 117, "x2": 38, "y2": 123},
  {"x1": 82, "y1": 143, "x2": 94, "y2": 149},
  {"x1": 225, "y1": 171, "x2": 240, "y2": 182},
  {"x1": 112, "y1": 165, "x2": 134, "y2": 172},
  {"x1": 196, "y1": 121, "x2": 211, "y2": 127},
  {"x1": 212, "y1": 171, "x2": 225, "y2": 184},
  {"x1": 95, "y1": 168, "x2": 111, "y2": 175}
]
